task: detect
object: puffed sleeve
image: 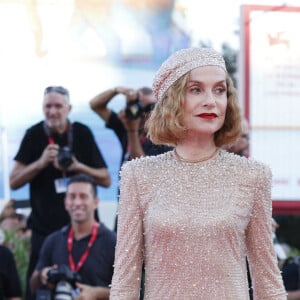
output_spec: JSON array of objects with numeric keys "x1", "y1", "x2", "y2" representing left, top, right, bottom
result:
[
  {"x1": 110, "y1": 161, "x2": 144, "y2": 300},
  {"x1": 245, "y1": 164, "x2": 287, "y2": 299}
]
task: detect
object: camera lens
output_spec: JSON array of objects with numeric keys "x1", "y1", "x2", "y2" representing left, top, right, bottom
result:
[
  {"x1": 125, "y1": 99, "x2": 143, "y2": 120},
  {"x1": 57, "y1": 147, "x2": 73, "y2": 169},
  {"x1": 54, "y1": 281, "x2": 73, "y2": 300}
]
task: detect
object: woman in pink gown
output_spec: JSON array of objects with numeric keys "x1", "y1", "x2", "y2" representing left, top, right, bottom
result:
[{"x1": 110, "y1": 47, "x2": 287, "y2": 300}]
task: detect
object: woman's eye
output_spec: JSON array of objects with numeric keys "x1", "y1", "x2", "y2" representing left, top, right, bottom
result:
[
  {"x1": 190, "y1": 87, "x2": 201, "y2": 93},
  {"x1": 215, "y1": 87, "x2": 226, "y2": 94}
]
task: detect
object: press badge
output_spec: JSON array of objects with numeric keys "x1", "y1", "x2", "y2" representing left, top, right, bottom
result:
[{"x1": 54, "y1": 177, "x2": 69, "y2": 193}]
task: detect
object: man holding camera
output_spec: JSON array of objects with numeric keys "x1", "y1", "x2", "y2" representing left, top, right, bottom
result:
[
  {"x1": 90, "y1": 86, "x2": 172, "y2": 224},
  {"x1": 30, "y1": 174, "x2": 116, "y2": 300},
  {"x1": 10, "y1": 86, "x2": 111, "y2": 300},
  {"x1": 90, "y1": 86, "x2": 172, "y2": 167}
]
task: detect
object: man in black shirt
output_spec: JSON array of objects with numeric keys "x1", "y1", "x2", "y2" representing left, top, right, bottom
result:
[
  {"x1": 90, "y1": 86, "x2": 172, "y2": 165},
  {"x1": 90, "y1": 87, "x2": 172, "y2": 227},
  {"x1": 10, "y1": 86, "x2": 111, "y2": 299}
]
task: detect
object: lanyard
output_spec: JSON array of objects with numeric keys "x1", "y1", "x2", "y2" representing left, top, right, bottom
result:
[
  {"x1": 48, "y1": 135, "x2": 55, "y2": 145},
  {"x1": 44, "y1": 120, "x2": 73, "y2": 150},
  {"x1": 44, "y1": 121, "x2": 72, "y2": 176},
  {"x1": 67, "y1": 222, "x2": 99, "y2": 272}
]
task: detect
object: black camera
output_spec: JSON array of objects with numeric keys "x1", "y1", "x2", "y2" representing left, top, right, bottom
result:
[
  {"x1": 47, "y1": 264, "x2": 81, "y2": 287},
  {"x1": 57, "y1": 147, "x2": 73, "y2": 169},
  {"x1": 36, "y1": 264, "x2": 81, "y2": 300},
  {"x1": 125, "y1": 98, "x2": 143, "y2": 120}
]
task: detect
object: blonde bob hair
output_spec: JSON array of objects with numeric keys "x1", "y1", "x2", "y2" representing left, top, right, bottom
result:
[{"x1": 146, "y1": 72, "x2": 242, "y2": 147}]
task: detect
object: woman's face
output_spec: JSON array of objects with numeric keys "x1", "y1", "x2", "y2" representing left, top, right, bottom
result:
[{"x1": 182, "y1": 66, "x2": 227, "y2": 138}]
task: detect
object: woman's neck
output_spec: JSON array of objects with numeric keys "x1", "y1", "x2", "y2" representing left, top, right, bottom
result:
[{"x1": 175, "y1": 137, "x2": 217, "y2": 160}]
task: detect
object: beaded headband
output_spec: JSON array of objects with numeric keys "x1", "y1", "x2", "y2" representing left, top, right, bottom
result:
[{"x1": 153, "y1": 47, "x2": 227, "y2": 102}]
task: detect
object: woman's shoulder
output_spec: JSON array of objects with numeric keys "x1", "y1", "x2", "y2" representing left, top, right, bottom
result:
[
  {"x1": 120, "y1": 151, "x2": 173, "y2": 174},
  {"x1": 124, "y1": 151, "x2": 172, "y2": 166},
  {"x1": 221, "y1": 150, "x2": 271, "y2": 176}
]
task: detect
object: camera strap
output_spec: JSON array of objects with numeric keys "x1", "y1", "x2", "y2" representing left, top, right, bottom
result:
[
  {"x1": 43, "y1": 120, "x2": 73, "y2": 150},
  {"x1": 67, "y1": 222, "x2": 99, "y2": 272}
]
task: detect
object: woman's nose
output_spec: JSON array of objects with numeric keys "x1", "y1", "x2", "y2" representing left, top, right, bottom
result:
[{"x1": 202, "y1": 91, "x2": 216, "y2": 106}]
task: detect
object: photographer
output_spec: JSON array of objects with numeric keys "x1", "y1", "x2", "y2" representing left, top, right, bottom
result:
[
  {"x1": 90, "y1": 86, "x2": 172, "y2": 163},
  {"x1": 10, "y1": 86, "x2": 111, "y2": 300},
  {"x1": 90, "y1": 86, "x2": 172, "y2": 230},
  {"x1": 30, "y1": 174, "x2": 116, "y2": 300}
]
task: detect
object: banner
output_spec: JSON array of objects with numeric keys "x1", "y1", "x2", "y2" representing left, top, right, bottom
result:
[{"x1": 240, "y1": 5, "x2": 300, "y2": 212}]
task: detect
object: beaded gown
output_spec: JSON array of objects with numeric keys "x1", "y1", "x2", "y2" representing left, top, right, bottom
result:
[{"x1": 110, "y1": 149, "x2": 286, "y2": 300}]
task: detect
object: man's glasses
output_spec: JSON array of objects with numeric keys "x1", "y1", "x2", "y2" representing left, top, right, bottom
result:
[{"x1": 44, "y1": 86, "x2": 69, "y2": 97}]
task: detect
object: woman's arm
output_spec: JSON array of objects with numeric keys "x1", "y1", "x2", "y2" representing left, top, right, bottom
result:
[
  {"x1": 245, "y1": 164, "x2": 287, "y2": 299},
  {"x1": 110, "y1": 162, "x2": 144, "y2": 299}
]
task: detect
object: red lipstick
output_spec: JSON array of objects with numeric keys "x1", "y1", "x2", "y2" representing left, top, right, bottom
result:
[{"x1": 198, "y1": 113, "x2": 218, "y2": 119}]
